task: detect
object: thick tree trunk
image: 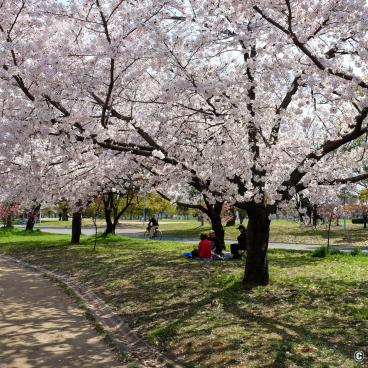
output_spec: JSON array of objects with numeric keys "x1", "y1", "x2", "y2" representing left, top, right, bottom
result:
[
  {"x1": 103, "y1": 193, "x2": 115, "y2": 235},
  {"x1": 26, "y1": 205, "x2": 41, "y2": 231},
  {"x1": 71, "y1": 211, "x2": 82, "y2": 244},
  {"x1": 5, "y1": 216, "x2": 12, "y2": 228},
  {"x1": 243, "y1": 203, "x2": 271, "y2": 289},
  {"x1": 105, "y1": 223, "x2": 116, "y2": 234},
  {"x1": 327, "y1": 215, "x2": 332, "y2": 250},
  {"x1": 199, "y1": 200, "x2": 225, "y2": 249},
  {"x1": 103, "y1": 192, "x2": 134, "y2": 235},
  {"x1": 209, "y1": 212, "x2": 225, "y2": 246},
  {"x1": 312, "y1": 205, "x2": 318, "y2": 227},
  {"x1": 104, "y1": 207, "x2": 115, "y2": 235},
  {"x1": 26, "y1": 217, "x2": 35, "y2": 231},
  {"x1": 61, "y1": 208, "x2": 69, "y2": 221}
]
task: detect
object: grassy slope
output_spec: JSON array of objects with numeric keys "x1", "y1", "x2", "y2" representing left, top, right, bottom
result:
[{"x1": 0, "y1": 228, "x2": 366, "y2": 367}]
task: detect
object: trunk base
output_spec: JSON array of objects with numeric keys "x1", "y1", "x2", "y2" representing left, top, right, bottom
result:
[
  {"x1": 71, "y1": 212, "x2": 82, "y2": 244},
  {"x1": 26, "y1": 219, "x2": 35, "y2": 231},
  {"x1": 242, "y1": 203, "x2": 271, "y2": 289}
]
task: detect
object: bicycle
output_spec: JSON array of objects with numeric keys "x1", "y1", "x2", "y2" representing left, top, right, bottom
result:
[{"x1": 143, "y1": 228, "x2": 162, "y2": 240}]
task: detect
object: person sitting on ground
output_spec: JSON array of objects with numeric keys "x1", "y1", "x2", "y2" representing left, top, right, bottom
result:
[
  {"x1": 209, "y1": 230, "x2": 225, "y2": 259},
  {"x1": 230, "y1": 224, "x2": 247, "y2": 259},
  {"x1": 147, "y1": 215, "x2": 159, "y2": 236},
  {"x1": 192, "y1": 233, "x2": 212, "y2": 259}
]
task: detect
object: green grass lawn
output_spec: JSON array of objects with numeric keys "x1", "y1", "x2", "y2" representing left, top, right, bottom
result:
[
  {"x1": 159, "y1": 219, "x2": 368, "y2": 247},
  {"x1": 32, "y1": 218, "x2": 368, "y2": 247},
  {"x1": 0, "y1": 228, "x2": 366, "y2": 367},
  {"x1": 34, "y1": 218, "x2": 186, "y2": 228}
]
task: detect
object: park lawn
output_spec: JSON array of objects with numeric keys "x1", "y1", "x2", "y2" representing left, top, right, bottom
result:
[
  {"x1": 33, "y1": 218, "x2": 368, "y2": 247},
  {"x1": 160, "y1": 219, "x2": 368, "y2": 247},
  {"x1": 0, "y1": 228, "x2": 366, "y2": 367},
  {"x1": 35, "y1": 218, "x2": 110, "y2": 228},
  {"x1": 0, "y1": 227, "x2": 74, "y2": 248},
  {"x1": 35, "y1": 218, "x2": 184, "y2": 229}
]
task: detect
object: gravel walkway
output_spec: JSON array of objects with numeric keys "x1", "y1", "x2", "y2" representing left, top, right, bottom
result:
[{"x1": 0, "y1": 257, "x2": 128, "y2": 368}]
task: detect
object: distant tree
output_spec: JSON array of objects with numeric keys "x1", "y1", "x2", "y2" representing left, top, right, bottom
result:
[
  {"x1": 102, "y1": 190, "x2": 137, "y2": 235},
  {"x1": 0, "y1": 204, "x2": 18, "y2": 228},
  {"x1": 319, "y1": 205, "x2": 344, "y2": 249},
  {"x1": 222, "y1": 203, "x2": 236, "y2": 227},
  {"x1": 345, "y1": 189, "x2": 368, "y2": 228}
]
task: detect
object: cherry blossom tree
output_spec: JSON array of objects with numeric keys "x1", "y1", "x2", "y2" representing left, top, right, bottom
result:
[{"x1": 1, "y1": 0, "x2": 368, "y2": 288}]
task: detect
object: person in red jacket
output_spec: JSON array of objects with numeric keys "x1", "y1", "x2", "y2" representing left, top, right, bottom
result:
[{"x1": 197, "y1": 233, "x2": 212, "y2": 259}]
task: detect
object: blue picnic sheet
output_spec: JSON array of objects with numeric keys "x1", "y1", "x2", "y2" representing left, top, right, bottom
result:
[
  {"x1": 183, "y1": 251, "x2": 233, "y2": 260},
  {"x1": 183, "y1": 251, "x2": 211, "y2": 260}
]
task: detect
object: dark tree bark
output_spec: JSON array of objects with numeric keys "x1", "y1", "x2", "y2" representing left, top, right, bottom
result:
[
  {"x1": 105, "y1": 218, "x2": 115, "y2": 234},
  {"x1": 103, "y1": 192, "x2": 135, "y2": 235},
  {"x1": 363, "y1": 212, "x2": 367, "y2": 229},
  {"x1": 209, "y1": 210, "x2": 225, "y2": 246},
  {"x1": 204, "y1": 200, "x2": 225, "y2": 247},
  {"x1": 104, "y1": 196, "x2": 115, "y2": 235},
  {"x1": 26, "y1": 217, "x2": 35, "y2": 231},
  {"x1": 327, "y1": 214, "x2": 333, "y2": 250},
  {"x1": 312, "y1": 205, "x2": 318, "y2": 227},
  {"x1": 61, "y1": 207, "x2": 69, "y2": 221},
  {"x1": 5, "y1": 216, "x2": 12, "y2": 228},
  {"x1": 26, "y1": 204, "x2": 41, "y2": 231},
  {"x1": 242, "y1": 203, "x2": 271, "y2": 289},
  {"x1": 71, "y1": 211, "x2": 82, "y2": 244}
]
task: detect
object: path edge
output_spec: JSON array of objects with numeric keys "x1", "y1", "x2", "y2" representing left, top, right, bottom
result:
[{"x1": 1, "y1": 254, "x2": 184, "y2": 368}]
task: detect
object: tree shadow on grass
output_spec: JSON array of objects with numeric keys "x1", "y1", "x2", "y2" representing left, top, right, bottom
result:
[
  {"x1": 4, "y1": 238, "x2": 367, "y2": 367},
  {"x1": 70, "y1": 249, "x2": 366, "y2": 366}
]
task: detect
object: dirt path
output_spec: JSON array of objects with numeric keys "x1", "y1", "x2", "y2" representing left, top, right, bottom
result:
[{"x1": 0, "y1": 257, "x2": 128, "y2": 368}]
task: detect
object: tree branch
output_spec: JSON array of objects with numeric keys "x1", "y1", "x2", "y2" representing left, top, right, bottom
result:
[{"x1": 254, "y1": 5, "x2": 368, "y2": 90}]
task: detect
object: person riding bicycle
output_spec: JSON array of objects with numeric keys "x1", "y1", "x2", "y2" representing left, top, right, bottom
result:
[{"x1": 147, "y1": 215, "x2": 159, "y2": 237}]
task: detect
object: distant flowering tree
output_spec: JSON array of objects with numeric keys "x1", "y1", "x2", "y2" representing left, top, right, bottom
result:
[
  {"x1": 221, "y1": 203, "x2": 237, "y2": 227},
  {"x1": 0, "y1": 204, "x2": 19, "y2": 228}
]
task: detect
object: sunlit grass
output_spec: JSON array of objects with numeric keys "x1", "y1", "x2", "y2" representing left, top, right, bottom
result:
[
  {"x1": 31, "y1": 217, "x2": 368, "y2": 247},
  {"x1": 0, "y1": 228, "x2": 366, "y2": 367}
]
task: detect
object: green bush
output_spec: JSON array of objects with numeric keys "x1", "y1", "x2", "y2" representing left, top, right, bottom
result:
[
  {"x1": 311, "y1": 246, "x2": 342, "y2": 258},
  {"x1": 351, "y1": 248, "x2": 364, "y2": 256}
]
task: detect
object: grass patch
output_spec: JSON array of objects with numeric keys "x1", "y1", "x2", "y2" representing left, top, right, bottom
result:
[
  {"x1": 157, "y1": 218, "x2": 368, "y2": 247},
  {"x1": 31, "y1": 218, "x2": 368, "y2": 247},
  {"x1": 351, "y1": 248, "x2": 364, "y2": 256},
  {"x1": 0, "y1": 228, "x2": 367, "y2": 367},
  {"x1": 311, "y1": 246, "x2": 342, "y2": 258},
  {"x1": 0, "y1": 227, "x2": 72, "y2": 250}
]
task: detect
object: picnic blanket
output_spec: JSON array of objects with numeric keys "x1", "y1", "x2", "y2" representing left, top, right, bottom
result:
[{"x1": 183, "y1": 251, "x2": 233, "y2": 260}]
